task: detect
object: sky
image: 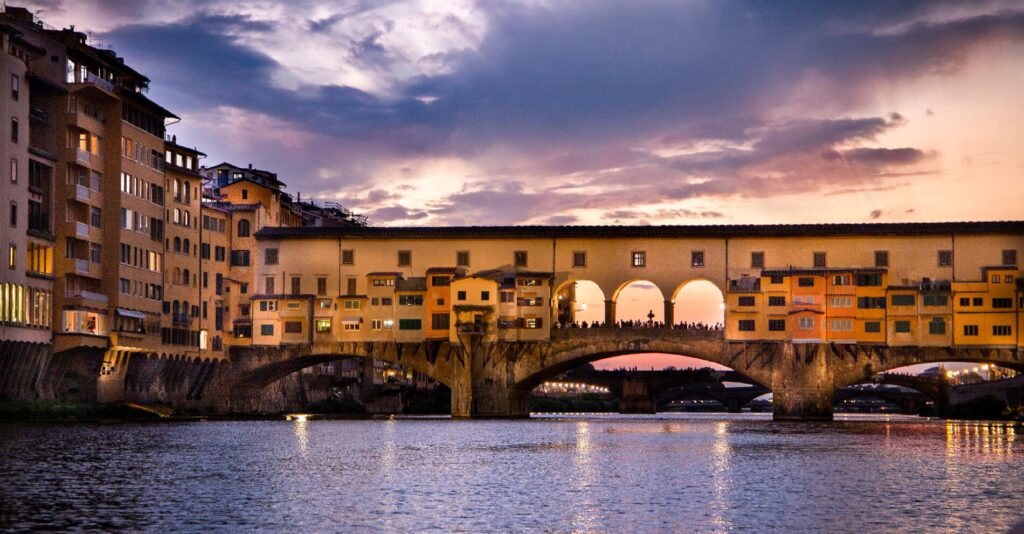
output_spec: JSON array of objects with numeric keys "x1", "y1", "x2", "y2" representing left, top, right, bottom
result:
[{"x1": 22, "y1": 0, "x2": 1024, "y2": 373}]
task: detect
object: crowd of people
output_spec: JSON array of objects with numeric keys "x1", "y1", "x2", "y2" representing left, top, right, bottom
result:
[{"x1": 555, "y1": 320, "x2": 723, "y2": 331}]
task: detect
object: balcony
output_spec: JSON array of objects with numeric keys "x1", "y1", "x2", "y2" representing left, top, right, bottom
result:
[
  {"x1": 75, "y1": 258, "x2": 90, "y2": 273},
  {"x1": 172, "y1": 313, "x2": 193, "y2": 327},
  {"x1": 29, "y1": 107, "x2": 47, "y2": 123},
  {"x1": 71, "y1": 147, "x2": 94, "y2": 167},
  {"x1": 74, "y1": 184, "x2": 91, "y2": 203},
  {"x1": 66, "y1": 288, "x2": 109, "y2": 303},
  {"x1": 70, "y1": 72, "x2": 117, "y2": 99},
  {"x1": 75, "y1": 221, "x2": 90, "y2": 238}
]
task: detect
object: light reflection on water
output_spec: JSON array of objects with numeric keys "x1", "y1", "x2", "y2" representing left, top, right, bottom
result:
[{"x1": 0, "y1": 414, "x2": 1021, "y2": 533}]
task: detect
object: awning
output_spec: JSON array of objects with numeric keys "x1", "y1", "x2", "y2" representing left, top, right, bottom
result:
[
  {"x1": 116, "y1": 308, "x2": 146, "y2": 320},
  {"x1": 342, "y1": 316, "x2": 362, "y2": 324}
]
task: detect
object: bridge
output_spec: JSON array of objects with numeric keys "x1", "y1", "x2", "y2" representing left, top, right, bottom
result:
[
  {"x1": 558, "y1": 367, "x2": 767, "y2": 413},
  {"x1": 224, "y1": 326, "x2": 1023, "y2": 420}
]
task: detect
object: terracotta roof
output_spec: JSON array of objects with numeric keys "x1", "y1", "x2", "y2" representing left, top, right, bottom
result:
[
  {"x1": 761, "y1": 268, "x2": 887, "y2": 276},
  {"x1": 367, "y1": 271, "x2": 402, "y2": 277},
  {"x1": 255, "y1": 221, "x2": 1024, "y2": 240},
  {"x1": 426, "y1": 267, "x2": 460, "y2": 274}
]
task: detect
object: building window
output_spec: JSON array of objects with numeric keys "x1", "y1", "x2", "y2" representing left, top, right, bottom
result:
[
  {"x1": 832, "y1": 274, "x2": 850, "y2": 286},
  {"x1": 265, "y1": 277, "x2": 276, "y2": 294},
  {"x1": 963, "y1": 325, "x2": 979, "y2": 336},
  {"x1": 10, "y1": 118, "x2": 18, "y2": 143},
  {"x1": 631, "y1": 251, "x2": 646, "y2": 267},
  {"x1": 797, "y1": 317, "x2": 814, "y2": 330},
  {"x1": 9, "y1": 158, "x2": 16, "y2": 184},
  {"x1": 751, "y1": 251, "x2": 764, "y2": 269},
  {"x1": 481, "y1": 291, "x2": 490, "y2": 301},
  {"x1": 346, "y1": 278, "x2": 357, "y2": 295},
  {"x1": 573, "y1": 251, "x2": 586, "y2": 268},
  {"x1": 691, "y1": 250, "x2": 704, "y2": 267},
  {"x1": 291, "y1": 276, "x2": 301, "y2": 295},
  {"x1": 829, "y1": 319, "x2": 852, "y2": 332},
  {"x1": 973, "y1": 297, "x2": 983, "y2": 306},
  {"x1": 992, "y1": 298, "x2": 1013, "y2": 309},
  {"x1": 1003, "y1": 250, "x2": 1017, "y2": 266},
  {"x1": 857, "y1": 297, "x2": 886, "y2": 309},
  {"x1": 371, "y1": 319, "x2": 382, "y2": 331},
  {"x1": 344, "y1": 300, "x2": 360, "y2": 310},
  {"x1": 432, "y1": 313, "x2": 450, "y2": 330},
  {"x1": 829, "y1": 296, "x2": 852, "y2": 308},
  {"x1": 315, "y1": 319, "x2": 332, "y2": 333},
  {"x1": 768, "y1": 319, "x2": 786, "y2": 332},
  {"x1": 9, "y1": 202, "x2": 16, "y2": 227},
  {"x1": 938, "y1": 250, "x2": 952, "y2": 267},
  {"x1": 890, "y1": 295, "x2": 915, "y2": 306},
  {"x1": 993, "y1": 325, "x2": 1012, "y2": 336},
  {"x1": 923, "y1": 294, "x2": 947, "y2": 306},
  {"x1": 260, "y1": 324, "x2": 274, "y2": 336},
  {"x1": 317, "y1": 277, "x2": 327, "y2": 296},
  {"x1": 813, "y1": 252, "x2": 826, "y2": 268},
  {"x1": 874, "y1": 250, "x2": 889, "y2": 268},
  {"x1": 738, "y1": 296, "x2": 755, "y2": 307},
  {"x1": 237, "y1": 219, "x2": 250, "y2": 237},
  {"x1": 514, "y1": 250, "x2": 528, "y2": 267},
  {"x1": 8, "y1": 243, "x2": 16, "y2": 269},
  {"x1": 431, "y1": 276, "x2": 450, "y2": 287},
  {"x1": 456, "y1": 250, "x2": 470, "y2": 267},
  {"x1": 457, "y1": 291, "x2": 466, "y2": 301},
  {"x1": 11, "y1": 73, "x2": 18, "y2": 100},
  {"x1": 342, "y1": 249, "x2": 354, "y2": 265},
  {"x1": 399, "y1": 295, "x2": 423, "y2": 306},
  {"x1": 399, "y1": 319, "x2": 422, "y2": 330},
  {"x1": 265, "y1": 248, "x2": 279, "y2": 265},
  {"x1": 768, "y1": 296, "x2": 786, "y2": 306},
  {"x1": 855, "y1": 273, "x2": 882, "y2": 287},
  {"x1": 894, "y1": 320, "x2": 911, "y2": 333},
  {"x1": 797, "y1": 277, "x2": 815, "y2": 287},
  {"x1": 864, "y1": 321, "x2": 881, "y2": 333},
  {"x1": 284, "y1": 321, "x2": 302, "y2": 334},
  {"x1": 398, "y1": 250, "x2": 411, "y2": 267},
  {"x1": 738, "y1": 320, "x2": 755, "y2": 332},
  {"x1": 928, "y1": 318, "x2": 946, "y2": 335},
  {"x1": 241, "y1": 189, "x2": 248, "y2": 200}
]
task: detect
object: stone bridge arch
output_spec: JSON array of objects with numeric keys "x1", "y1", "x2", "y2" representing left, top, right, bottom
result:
[{"x1": 227, "y1": 342, "x2": 469, "y2": 414}]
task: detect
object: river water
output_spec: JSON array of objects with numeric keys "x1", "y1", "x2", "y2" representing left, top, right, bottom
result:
[{"x1": 0, "y1": 413, "x2": 1020, "y2": 533}]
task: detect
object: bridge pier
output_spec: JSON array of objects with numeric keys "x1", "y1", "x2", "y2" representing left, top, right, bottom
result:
[
  {"x1": 618, "y1": 379, "x2": 656, "y2": 414},
  {"x1": 663, "y1": 300, "x2": 674, "y2": 327},
  {"x1": 771, "y1": 343, "x2": 836, "y2": 421},
  {"x1": 604, "y1": 300, "x2": 616, "y2": 325},
  {"x1": 452, "y1": 341, "x2": 530, "y2": 418}
]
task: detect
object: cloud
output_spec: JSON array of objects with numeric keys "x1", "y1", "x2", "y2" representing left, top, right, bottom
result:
[{"x1": 26, "y1": 0, "x2": 1024, "y2": 224}]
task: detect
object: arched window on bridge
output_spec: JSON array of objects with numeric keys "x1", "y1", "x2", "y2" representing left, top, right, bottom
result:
[
  {"x1": 614, "y1": 280, "x2": 664, "y2": 325},
  {"x1": 554, "y1": 280, "x2": 605, "y2": 327},
  {"x1": 672, "y1": 280, "x2": 724, "y2": 330}
]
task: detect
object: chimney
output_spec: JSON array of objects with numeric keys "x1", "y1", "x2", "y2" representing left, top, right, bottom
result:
[{"x1": 248, "y1": 163, "x2": 253, "y2": 170}]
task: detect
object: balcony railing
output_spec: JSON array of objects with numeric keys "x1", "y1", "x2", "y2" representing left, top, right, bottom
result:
[
  {"x1": 83, "y1": 72, "x2": 115, "y2": 93},
  {"x1": 74, "y1": 148, "x2": 92, "y2": 165},
  {"x1": 75, "y1": 184, "x2": 90, "y2": 202},
  {"x1": 75, "y1": 221, "x2": 89, "y2": 238},
  {"x1": 172, "y1": 313, "x2": 193, "y2": 326},
  {"x1": 75, "y1": 259, "x2": 90, "y2": 273},
  {"x1": 66, "y1": 288, "x2": 108, "y2": 303}
]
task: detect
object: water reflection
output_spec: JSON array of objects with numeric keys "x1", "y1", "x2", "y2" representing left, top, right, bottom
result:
[
  {"x1": 710, "y1": 421, "x2": 733, "y2": 533},
  {"x1": 0, "y1": 414, "x2": 1022, "y2": 532},
  {"x1": 571, "y1": 421, "x2": 598, "y2": 533},
  {"x1": 292, "y1": 416, "x2": 309, "y2": 457}
]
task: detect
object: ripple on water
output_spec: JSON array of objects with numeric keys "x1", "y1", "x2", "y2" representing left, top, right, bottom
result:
[{"x1": 0, "y1": 415, "x2": 1020, "y2": 533}]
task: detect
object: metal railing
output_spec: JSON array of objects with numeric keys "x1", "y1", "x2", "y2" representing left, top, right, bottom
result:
[{"x1": 75, "y1": 259, "x2": 90, "y2": 273}]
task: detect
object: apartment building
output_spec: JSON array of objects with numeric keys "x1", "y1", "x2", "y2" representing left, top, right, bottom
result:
[{"x1": 0, "y1": 18, "x2": 53, "y2": 355}]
